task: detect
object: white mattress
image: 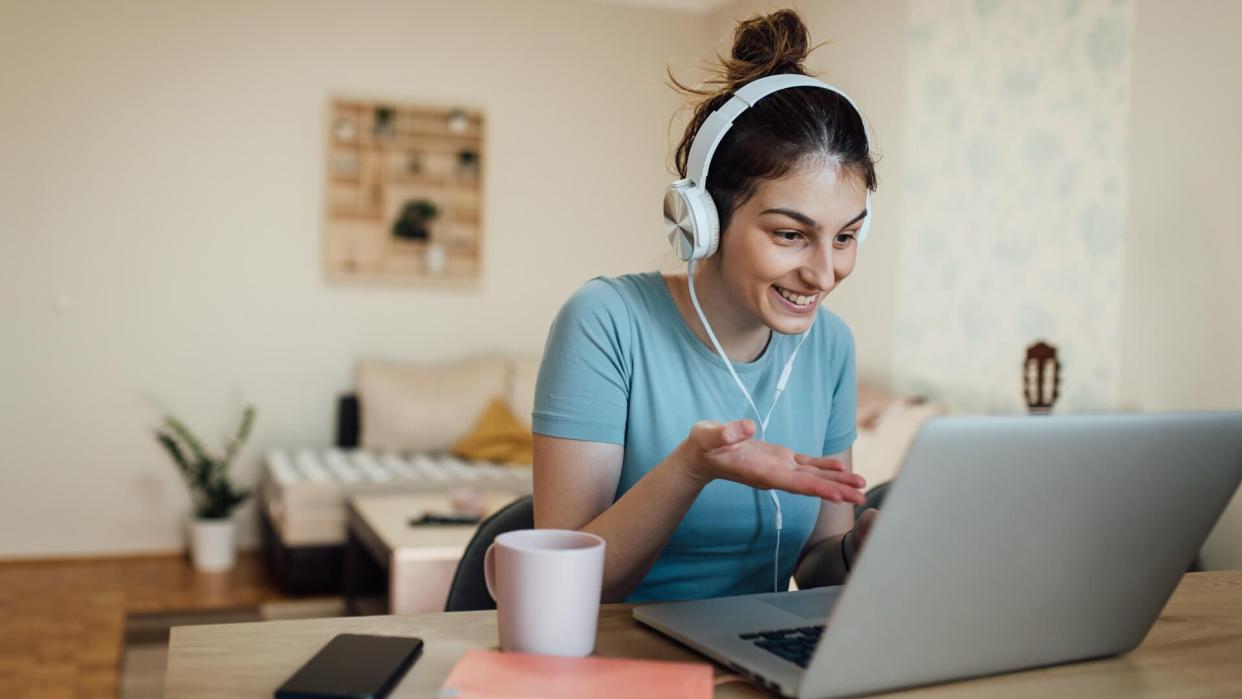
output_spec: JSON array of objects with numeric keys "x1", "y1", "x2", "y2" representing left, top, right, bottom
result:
[{"x1": 260, "y1": 448, "x2": 532, "y2": 546}]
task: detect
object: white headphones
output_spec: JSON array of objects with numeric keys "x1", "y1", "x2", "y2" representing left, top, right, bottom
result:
[
  {"x1": 663, "y1": 73, "x2": 874, "y2": 592},
  {"x1": 662, "y1": 73, "x2": 873, "y2": 261}
]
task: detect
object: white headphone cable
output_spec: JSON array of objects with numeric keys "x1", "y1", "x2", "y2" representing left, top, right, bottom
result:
[{"x1": 686, "y1": 260, "x2": 811, "y2": 592}]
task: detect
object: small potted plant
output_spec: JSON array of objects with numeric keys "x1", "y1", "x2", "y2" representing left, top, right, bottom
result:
[
  {"x1": 392, "y1": 199, "x2": 439, "y2": 242},
  {"x1": 156, "y1": 405, "x2": 256, "y2": 572}
]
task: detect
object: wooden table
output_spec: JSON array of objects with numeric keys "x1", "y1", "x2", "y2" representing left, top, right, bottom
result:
[
  {"x1": 345, "y1": 491, "x2": 516, "y2": 615},
  {"x1": 166, "y1": 571, "x2": 1242, "y2": 697}
]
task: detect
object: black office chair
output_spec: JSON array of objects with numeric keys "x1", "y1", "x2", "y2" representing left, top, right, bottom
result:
[{"x1": 444, "y1": 495, "x2": 535, "y2": 612}]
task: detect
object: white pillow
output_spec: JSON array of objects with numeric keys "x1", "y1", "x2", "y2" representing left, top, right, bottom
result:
[{"x1": 356, "y1": 357, "x2": 509, "y2": 453}]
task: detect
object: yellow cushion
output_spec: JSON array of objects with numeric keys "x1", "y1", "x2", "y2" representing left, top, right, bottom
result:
[{"x1": 451, "y1": 396, "x2": 534, "y2": 465}]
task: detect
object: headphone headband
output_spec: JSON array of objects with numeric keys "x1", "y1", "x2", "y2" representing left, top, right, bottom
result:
[{"x1": 684, "y1": 74, "x2": 872, "y2": 191}]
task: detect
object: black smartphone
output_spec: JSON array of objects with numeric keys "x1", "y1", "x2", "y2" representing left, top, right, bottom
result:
[
  {"x1": 274, "y1": 633, "x2": 424, "y2": 699},
  {"x1": 408, "y1": 512, "x2": 482, "y2": 527}
]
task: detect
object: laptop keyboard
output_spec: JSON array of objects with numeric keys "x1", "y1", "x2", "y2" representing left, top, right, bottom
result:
[{"x1": 739, "y1": 625, "x2": 825, "y2": 668}]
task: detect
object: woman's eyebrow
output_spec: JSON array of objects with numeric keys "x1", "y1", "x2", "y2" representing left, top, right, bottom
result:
[
  {"x1": 839, "y1": 208, "x2": 868, "y2": 232},
  {"x1": 760, "y1": 207, "x2": 869, "y2": 232},
  {"x1": 760, "y1": 207, "x2": 820, "y2": 229}
]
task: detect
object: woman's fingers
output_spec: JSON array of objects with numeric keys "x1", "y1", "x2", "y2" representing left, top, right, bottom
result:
[
  {"x1": 769, "y1": 464, "x2": 865, "y2": 503},
  {"x1": 834, "y1": 484, "x2": 867, "y2": 505},
  {"x1": 692, "y1": 418, "x2": 756, "y2": 453},
  {"x1": 782, "y1": 470, "x2": 866, "y2": 504},
  {"x1": 746, "y1": 470, "x2": 864, "y2": 504},
  {"x1": 793, "y1": 453, "x2": 849, "y2": 473},
  {"x1": 792, "y1": 464, "x2": 865, "y2": 490},
  {"x1": 817, "y1": 480, "x2": 865, "y2": 505},
  {"x1": 779, "y1": 469, "x2": 840, "y2": 501},
  {"x1": 726, "y1": 419, "x2": 756, "y2": 444}
]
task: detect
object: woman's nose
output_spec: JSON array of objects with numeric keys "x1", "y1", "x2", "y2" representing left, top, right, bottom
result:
[{"x1": 801, "y1": 247, "x2": 837, "y2": 292}]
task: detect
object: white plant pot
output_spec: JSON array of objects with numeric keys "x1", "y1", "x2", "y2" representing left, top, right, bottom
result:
[
  {"x1": 424, "y1": 243, "x2": 446, "y2": 274},
  {"x1": 190, "y1": 518, "x2": 236, "y2": 573}
]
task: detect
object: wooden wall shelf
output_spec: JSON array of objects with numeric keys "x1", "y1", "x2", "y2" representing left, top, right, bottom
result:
[{"x1": 323, "y1": 97, "x2": 485, "y2": 284}]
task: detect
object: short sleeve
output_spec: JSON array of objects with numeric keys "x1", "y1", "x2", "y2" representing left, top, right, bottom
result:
[
  {"x1": 822, "y1": 315, "x2": 858, "y2": 455},
  {"x1": 531, "y1": 279, "x2": 632, "y2": 445}
]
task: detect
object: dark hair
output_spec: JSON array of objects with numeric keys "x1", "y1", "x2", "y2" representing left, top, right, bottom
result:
[{"x1": 669, "y1": 9, "x2": 876, "y2": 236}]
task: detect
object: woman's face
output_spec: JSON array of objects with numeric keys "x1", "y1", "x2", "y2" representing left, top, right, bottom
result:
[{"x1": 712, "y1": 162, "x2": 869, "y2": 335}]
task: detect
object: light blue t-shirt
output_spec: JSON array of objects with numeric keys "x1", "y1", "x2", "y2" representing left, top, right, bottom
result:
[{"x1": 532, "y1": 272, "x2": 857, "y2": 602}]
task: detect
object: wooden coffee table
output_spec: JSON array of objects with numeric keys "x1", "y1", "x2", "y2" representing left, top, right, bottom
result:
[{"x1": 344, "y1": 491, "x2": 516, "y2": 615}]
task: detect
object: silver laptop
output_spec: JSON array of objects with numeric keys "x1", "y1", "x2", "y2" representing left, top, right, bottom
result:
[{"x1": 634, "y1": 412, "x2": 1242, "y2": 698}]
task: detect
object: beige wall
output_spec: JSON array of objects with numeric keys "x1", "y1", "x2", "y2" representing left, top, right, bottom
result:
[
  {"x1": 1122, "y1": 0, "x2": 1242, "y2": 569},
  {"x1": 0, "y1": 0, "x2": 705, "y2": 557}
]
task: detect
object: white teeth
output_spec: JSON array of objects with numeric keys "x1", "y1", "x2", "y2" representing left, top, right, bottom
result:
[{"x1": 776, "y1": 287, "x2": 815, "y2": 306}]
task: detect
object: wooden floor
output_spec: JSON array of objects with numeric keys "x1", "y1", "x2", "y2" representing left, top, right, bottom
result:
[{"x1": 0, "y1": 552, "x2": 290, "y2": 698}]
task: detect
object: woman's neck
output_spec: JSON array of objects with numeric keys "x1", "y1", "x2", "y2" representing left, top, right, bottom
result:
[{"x1": 665, "y1": 266, "x2": 771, "y2": 363}]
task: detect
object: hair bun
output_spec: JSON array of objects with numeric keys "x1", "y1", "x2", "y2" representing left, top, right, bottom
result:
[{"x1": 725, "y1": 9, "x2": 810, "y2": 87}]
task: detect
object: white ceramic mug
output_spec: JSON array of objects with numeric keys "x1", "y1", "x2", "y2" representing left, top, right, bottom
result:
[{"x1": 484, "y1": 529, "x2": 606, "y2": 657}]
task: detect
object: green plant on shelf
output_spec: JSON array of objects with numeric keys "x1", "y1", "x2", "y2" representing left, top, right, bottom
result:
[
  {"x1": 155, "y1": 405, "x2": 255, "y2": 519},
  {"x1": 393, "y1": 199, "x2": 439, "y2": 241}
]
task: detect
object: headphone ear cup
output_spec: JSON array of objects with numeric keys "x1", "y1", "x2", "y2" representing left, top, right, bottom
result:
[
  {"x1": 698, "y1": 189, "x2": 720, "y2": 258},
  {"x1": 664, "y1": 183, "x2": 721, "y2": 261},
  {"x1": 663, "y1": 185, "x2": 696, "y2": 260}
]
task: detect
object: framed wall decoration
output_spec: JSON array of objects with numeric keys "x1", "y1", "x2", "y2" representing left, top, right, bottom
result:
[{"x1": 323, "y1": 97, "x2": 485, "y2": 284}]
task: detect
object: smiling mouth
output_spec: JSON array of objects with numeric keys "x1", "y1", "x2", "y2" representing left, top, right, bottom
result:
[{"x1": 773, "y1": 285, "x2": 819, "y2": 308}]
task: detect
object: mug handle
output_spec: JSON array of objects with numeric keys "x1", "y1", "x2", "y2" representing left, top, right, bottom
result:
[{"x1": 483, "y1": 542, "x2": 498, "y2": 602}]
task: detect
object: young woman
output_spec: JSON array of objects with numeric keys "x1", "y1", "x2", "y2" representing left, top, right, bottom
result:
[{"x1": 532, "y1": 9, "x2": 879, "y2": 603}]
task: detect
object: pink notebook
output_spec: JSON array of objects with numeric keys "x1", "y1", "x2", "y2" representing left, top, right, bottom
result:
[{"x1": 439, "y1": 649, "x2": 713, "y2": 698}]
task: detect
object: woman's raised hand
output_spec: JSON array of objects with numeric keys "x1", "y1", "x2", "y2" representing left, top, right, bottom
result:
[{"x1": 676, "y1": 419, "x2": 866, "y2": 504}]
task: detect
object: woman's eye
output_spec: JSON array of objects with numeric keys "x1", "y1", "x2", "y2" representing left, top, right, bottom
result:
[
  {"x1": 835, "y1": 232, "x2": 857, "y2": 245},
  {"x1": 775, "y1": 230, "x2": 804, "y2": 243}
]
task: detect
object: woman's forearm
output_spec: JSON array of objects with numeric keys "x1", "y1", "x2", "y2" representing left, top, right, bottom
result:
[
  {"x1": 794, "y1": 530, "x2": 854, "y2": 589},
  {"x1": 579, "y1": 441, "x2": 708, "y2": 602}
]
